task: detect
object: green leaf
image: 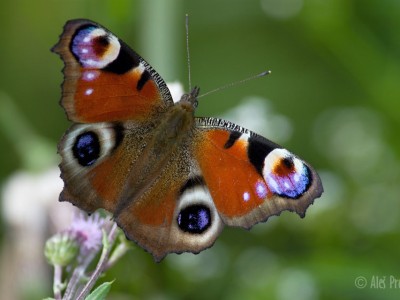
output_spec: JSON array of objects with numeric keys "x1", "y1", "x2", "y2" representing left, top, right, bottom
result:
[{"x1": 85, "y1": 281, "x2": 114, "y2": 300}]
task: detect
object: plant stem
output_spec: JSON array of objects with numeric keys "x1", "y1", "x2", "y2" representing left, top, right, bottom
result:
[
  {"x1": 63, "y1": 252, "x2": 95, "y2": 300},
  {"x1": 63, "y1": 265, "x2": 84, "y2": 300},
  {"x1": 75, "y1": 223, "x2": 118, "y2": 300},
  {"x1": 53, "y1": 264, "x2": 62, "y2": 300}
]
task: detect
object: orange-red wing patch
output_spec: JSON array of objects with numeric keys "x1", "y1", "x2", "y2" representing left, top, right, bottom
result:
[
  {"x1": 71, "y1": 69, "x2": 162, "y2": 123},
  {"x1": 195, "y1": 130, "x2": 272, "y2": 219},
  {"x1": 122, "y1": 182, "x2": 177, "y2": 227},
  {"x1": 87, "y1": 145, "x2": 131, "y2": 212}
]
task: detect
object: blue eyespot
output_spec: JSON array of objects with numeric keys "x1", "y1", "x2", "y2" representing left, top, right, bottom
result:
[
  {"x1": 177, "y1": 205, "x2": 211, "y2": 234},
  {"x1": 266, "y1": 164, "x2": 310, "y2": 198},
  {"x1": 72, "y1": 131, "x2": 100, "y2": 166}
]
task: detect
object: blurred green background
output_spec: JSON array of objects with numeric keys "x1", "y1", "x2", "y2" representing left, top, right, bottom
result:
[{"x1": 1, "y1": 0, "x2": 400, "y2": 299}]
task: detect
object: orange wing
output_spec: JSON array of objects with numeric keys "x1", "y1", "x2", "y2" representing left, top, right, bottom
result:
[
  {"x1": 194, "y1": 117, "x2": 323, "y2": 228},
  {"x1": 52, "y1": 19, "x2": 173, "y2": 123}
]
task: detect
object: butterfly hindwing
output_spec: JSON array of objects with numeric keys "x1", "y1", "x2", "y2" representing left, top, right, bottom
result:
[
  {"x1": 52, "y1": 19, "x2": 173, "y2": 123},
  {"x1": 115, "y1": 155, "x2": 224, "y2": 262},
  {"x1": 58, "y1": 121, "x2": 153, "y2": 213},
  {"x1": 194, "y1": 117, "x2": 323, "y2": 228}
]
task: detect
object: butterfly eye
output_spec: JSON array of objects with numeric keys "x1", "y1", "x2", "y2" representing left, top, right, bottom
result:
[
  {"x1": 177, "y1": 205, "x2": 211, "y2": 234},
  {"x1": 72, "y1": 131, "x2": 100, "y2": 166}
]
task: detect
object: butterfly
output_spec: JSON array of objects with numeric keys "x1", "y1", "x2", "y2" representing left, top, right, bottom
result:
[{"x1": 53, "y1": 19, "x2": 323, "y2": 262}]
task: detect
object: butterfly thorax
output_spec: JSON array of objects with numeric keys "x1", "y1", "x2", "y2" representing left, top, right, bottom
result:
[
  {"x1": 146, "y1": 86, "x2": 200, "y2": 153},
  {"x1": 151, "y1": 95, "x2": 196, "y2": 151}
]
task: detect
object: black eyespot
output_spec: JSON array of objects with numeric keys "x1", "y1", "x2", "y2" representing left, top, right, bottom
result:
[
  {"x1": 72, "y1": 131, "x2": 100, "y2": 166},
  {"x1": 282, "y1": 156, "x2": 294, "y2": 169},
  {"x1": 177, "y1": 205, "x2": 211, "y2": 234}
]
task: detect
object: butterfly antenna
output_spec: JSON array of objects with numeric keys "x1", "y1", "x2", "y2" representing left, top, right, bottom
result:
[
  {"x1": 185, "y1": 14, "x2": 192, "y2": 91},
  {"x1": 198, "y1": 70, "x2": 271, "y2": 99}
]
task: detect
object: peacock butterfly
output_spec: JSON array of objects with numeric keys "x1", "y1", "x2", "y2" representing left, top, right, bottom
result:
[{"x1": 53, "y1": 19, "x2": 323, "y2": 261}]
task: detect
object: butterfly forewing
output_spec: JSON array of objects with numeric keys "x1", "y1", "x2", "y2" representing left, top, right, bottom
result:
[{"x1": 52, "y1": 19, "x2": 173, "y2": 123}]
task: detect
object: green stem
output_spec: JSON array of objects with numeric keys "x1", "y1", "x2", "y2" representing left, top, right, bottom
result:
[{"x1": 0, "y1": 92, "x2": 56, "y2": 170}]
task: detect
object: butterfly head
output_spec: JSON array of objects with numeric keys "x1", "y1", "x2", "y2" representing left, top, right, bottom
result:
[{"x1": 179, "y1": 86, "x2": 200, "y2": 109}]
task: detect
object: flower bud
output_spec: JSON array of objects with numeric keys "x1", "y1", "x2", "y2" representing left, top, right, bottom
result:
[{"x1": 44, "y1": 232, "x2": 79, "y2": 266}]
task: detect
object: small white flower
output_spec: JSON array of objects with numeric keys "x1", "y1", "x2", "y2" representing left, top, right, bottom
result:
[
  {"x1": 167, "y1": 81, "x2": 185, "y2": 103},
  {"x1": 222, "y1": 96, "x2": 292, "y2": 144}
]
